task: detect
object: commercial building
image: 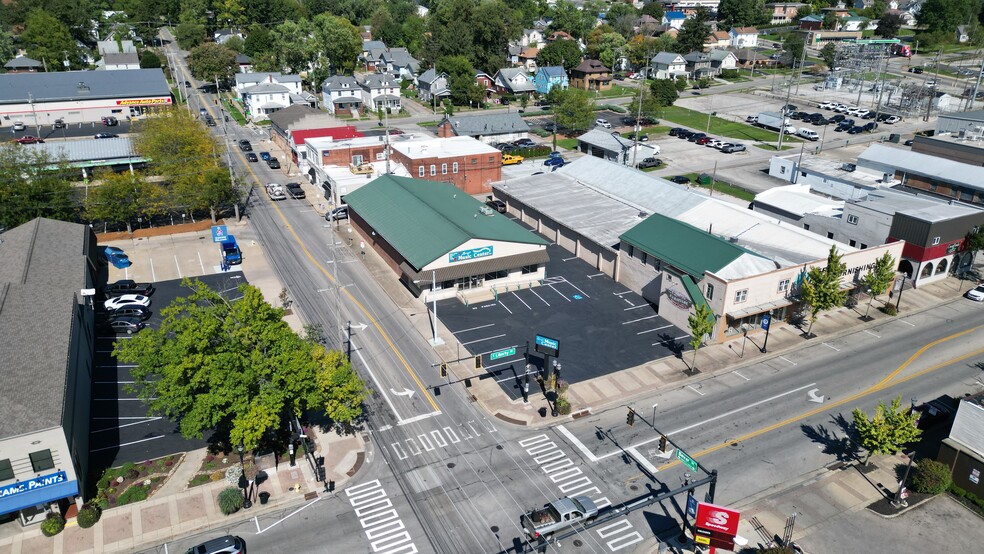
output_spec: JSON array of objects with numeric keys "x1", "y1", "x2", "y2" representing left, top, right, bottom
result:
[
  {"x1": 0, "y1": 69, "x2": 172, "y2": 126},
  {"x1": 858, "y1": 144, "x2": 984, "y2": 208},
  {"x1": 0, "y1": 218, "x2": 98, "y2": 525},
  {"x1": 577, "y1": 129, "x2": 659, "y2": 166},
  {"x1": 938, "y1": 396, "x2": 984, "y2": 499},
  {"x1": 492, "y1": 157, "x2": 904, "y2": 341},
  {"x1": 21, "y1": 137, "x2": 149, "y2": 179},
  {"x1": 345, "y1": 175, "x2": 549, "y2": 299},
  {"x1": 388, "y1": 136, "x2": 502, "y2": 195}
]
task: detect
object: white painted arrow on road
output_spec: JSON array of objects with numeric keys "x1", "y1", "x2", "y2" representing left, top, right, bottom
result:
[
  {"x1": 391, "y1": 388, "x2": 415, "y2": 399},
  {"x1": 807, "y1": 388, "x2": 825, "y2": 403},
  {"x1": 350, "y1": 322, "x2": 368, "y2": 331}
]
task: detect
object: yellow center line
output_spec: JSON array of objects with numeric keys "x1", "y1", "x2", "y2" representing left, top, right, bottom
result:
[{"x1": 231, "y1": 143, "x2": 440, "y2": 412}]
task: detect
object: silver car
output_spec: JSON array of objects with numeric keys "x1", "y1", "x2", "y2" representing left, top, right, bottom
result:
[{"x1": 966, "y1": 284, "x2": 984, "y2": 302}]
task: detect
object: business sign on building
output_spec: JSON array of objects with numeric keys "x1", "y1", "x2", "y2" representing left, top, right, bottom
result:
[
  {"x1": 694, "y1": 502, "x2": 740, "y2": 549},
  {"x1": 116, "y1": 97, "x2": 172, "y2": 106},
  {"x1": 449, "y1": 245, "x2": 493, "y2": 263},
  {"x1": 0, "y1": 471, "x2": 67, "y2": 499}
]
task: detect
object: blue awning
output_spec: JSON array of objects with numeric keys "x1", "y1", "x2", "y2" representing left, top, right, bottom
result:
[{"x1": 0, "y1": 480, "x2": 79, "y2": 515}]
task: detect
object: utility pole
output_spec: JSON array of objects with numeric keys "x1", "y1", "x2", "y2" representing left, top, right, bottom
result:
[
  {"x1": 631, "y1": 50, "x2": 652, "y2": 168},
  {"x1": 924, "y1": 48, "x2": 943, "y2": 121},
  {"x1": 969, "y1": 58, "x2": 984, "y2": 111}
]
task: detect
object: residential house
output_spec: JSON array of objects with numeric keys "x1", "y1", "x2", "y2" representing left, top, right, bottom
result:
[
  {"x1": 236, "y1": 72, "x2": 308, "y2": 121},
  {"x1": 379, "y1": 48, "x2": 420, "y2": 80},
  {"x1": 705, "y1": 30, "x2": 731, "y2": 50},
  {"x1": 957, "y1": 25, "x2": 971, "y2": 44},
  {"x1": 493, "y1": 68, "x2": 536, "y2": 97},
  {"x1": 321, "y1": 75, "x2": 364, "y2": 115},
  {"x1": 388, "y1": 137, "x2": 502, "y2": 195},
  {"x1": 214, "y1": 29, "x2": 243, "y2": 45},
  {"x1": 799, "y1": 15, "x2": 824, "y2": 30},
  {"x1": 885, "y1": 8, "x2": 915, "y2": 25},
  {"x1": 235, "y1": 54, "x2": 253, "y2": 73},
  {"x1": 360, "y1": 73, "x2": 402, "y2": 113},
  {"x1": 577, "y1": 128, "x2": 658, "y2": 165},
  {"x1": 732, "y1": 48, "x2": 778, "y2": 68},
  {"x1": 361, "y1": 40, "x2": 387, "y2": 72},
  {"x1": 729, "y1": 27, "x2": 759, "y2": 48},
  {"x1": 235, "y1": 72, "x2": 303, "y2": 97},
  {"x1": 507, "y1": 45, "x2": 524, "y2": 67},
  {"x1": 547, "y1": 31, "x2": 575, "y2": 43},
  {"x1": 476, "y1": 71, "x2": 496, "y2": 100},
  {"x1": 766, "y1": 3, "x2": 807, "y2": 24},
  {"x1": 437, "y1": 113, "x2": 530, "y2": 145},
  {"x1": 570, "y1": 59, "x2": 612, "y2": 91},
  {"x1": 683, "y1": 52, "x2": 713, "y2": 78},
  {"x1": 840, "y1": 16, "x2": 872, "y2": 31},
  {"x1": 637, "y1": 15, "x2": 660, "y2": 35},
  {"x1": 521, "y1": 28, "x2": 546, "y2": 48},
  {"x1": 652, "y1": 52, "x2": 688, "y2": 80},
  {"x1": 708, "y1": 49, "x2": 739, "y2": 74},
  {"x1": 417, "y1": 69, "x2": 451, "y2": 105},
  {"x1": 662, "y1": 11, "x2": 687, "y2": 30},
  {"x1": 3, "y1": 55, "x2": 43, "y2": 73},
  {"x1": 533, "y1": 66, "x2": 569, "y2": 95},
  {"x1": 95, "y1": 40, "x2": 139, "y2": 70},
  {"x1": 519, "y1": 47, "x2": 540, "y2": 73}
]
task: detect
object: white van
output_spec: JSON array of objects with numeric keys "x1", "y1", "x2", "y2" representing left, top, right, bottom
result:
[{"x1": 797, "y1": 128, "x2": 819, "y2": 141}]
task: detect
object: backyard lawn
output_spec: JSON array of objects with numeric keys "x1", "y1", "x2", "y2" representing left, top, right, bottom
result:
[
  {"x1": 679, "y1": 173, "x2": 756, "y2": 202},
  {"x1": 658, "y1": 106, "x2": 799, "y2": 143},
  {"x1": 555, "y1": 137, "x2": 579, "y2": 150}
]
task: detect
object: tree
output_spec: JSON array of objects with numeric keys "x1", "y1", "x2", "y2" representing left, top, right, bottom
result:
[
  {"x1": 718, "y1": 0, "x2": 768, "y2": 27},
  {"x1": 650, "y1": 78, "x2": 679, "y2": 107},
  {"x1": 175, "y1": 21, "x2": 206, "y2": 50},
  {"x1": 223, "y1": 36, "x2": 246, "y2": 54},
  {"x1": 553, "y1": 88, "x2": 595, "y2": 134},
  {"x1": 83, "y1": 171, "x2": 164, "y2": 233},
  {"x1": 860, "y1": 251, "x2": 896, "y2": 318},
  {"x1": 243, "y1": 24, "x2": 273, "y2": 57},
  {"x1": 640, "y1": 2, "x2": 664, "y2": 20},
  {"x1": 115, "y1": 279, "x2": 368, "y2": 450},
  {"x1": 471, "y1": 0, "x2": 522, "y2": 74},
  {"x1": 799, "y1": 245, "x2": 847, "y2": 336},
  {"x1": 852, "y1": 396, "x2": 921, "y2": 465},
  {"x1": 549, "y1": 0, "x2": 591, "y2": 39},
  {"x1": 965, "y1": 227, "x2": 984, "y2": 268},
  {"x1": 436, "y1": 56, "x2": 485, "y2": 106},
  {"x1": 215, "y1": 0, "x2": 247, "y2": 28},
  {"x1": 674, "y1": 7, "x2": 711, "y2": 54},
  {"x1": 917, "y1": 0, "x2": 980, "y2": 34},
  {"x1": 822, "y1": 12, "x2": 838, "y2": 30},
  {"x1": 819, "y1": 43, "x2": 838, "y2": 71},
  {"x1": 21, "y1": 9, "x2": 79, "y2": 70},
  {"x1": 537, "y1": 39, "x2": 583, "y2": 73},
  {"x1": 272, "y1": 19, "x2": 314, "y2": 74},
  {"x1": 0, "y1": 29, "x2": 15, "y2": 67},
  {"x1": 139, "y1": 50, "x2": 162, "y2": 69},
  {"x1": 875, "y1": 13, "x2": 903, "y2": 38},
  {"x1": 187, "y1": 42, "x2": 237, "y2": 83},
  {"x1": 687, "y1": 303, "x2": 715, "y2": 373},
  {"x1": 131, "y1": 109, "x2": 221, "y2": 184},
  {"x1": 312, "y1": 14, "x2": 363, "y2": 75},
  {"x1": 782, "y1": 32, "x2": 806, "y2": 68},
  {"x1": 595, "y1": 32, "x2": 627, "y2": 71},
  {"x1": 0, "y1": 145, "x2": 78, "y2": 229},
  {"x1": 174, "y1": 166, "x2": 236, "y2": 223}
]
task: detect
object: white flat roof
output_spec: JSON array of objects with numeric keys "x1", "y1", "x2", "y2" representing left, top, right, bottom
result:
[
  {"x1": 306, "y1": 134, "x2": 397, "y2": 150},
  {"x1": 755, "y1": 184, "x2": 845, "y2": 217},
  {"x1": 325, "y1": 161, "x2": 410, "y2": 197},
  {"x1": 389, "y1": 136, "x2": 499, "y2": 159}
]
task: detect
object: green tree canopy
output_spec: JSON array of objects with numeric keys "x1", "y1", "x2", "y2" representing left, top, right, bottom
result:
[
  {"x1": 115, "y1": 280, "x2": 368, "y2": 450},
  {"x1": 175, "y1": 19, "x2": 206, "y2": 50},
  {"x1": 640, "y1": 1, "x2": 664, "y2": 20},
  {"x1": 799, "y1": 245, "x2": 847, "y2": 335},
  {"x1": 649, "y1": 78, "x2": 680, "y2": 107},
  {"x1": 471, "y1": 0, "x2": 522, "y2": 74},
  {"x1": 0, "y1": 145, "x2": 78, "y2": 229},
  {"x1": 537, "y1": 39, "x2": 584, "y2": 73},
  {"x1": 21, "y1": 9, "x2": 79, "y2": 70},
  {"x1": 83, "y1": 170, "x2": 166, "y2": 234},
  {"x1": 917, "y1": 0, "x2": 980, "y2": 34},
  {"x1": 553, "y1": 88, "x2": 595, "y2": 134},
  {"x1": 187, "y1": 42, "x2": 237, "y2": 84},
  {"x1": 312, "y1": 14, "x2": 363, "y2": 75},
  {"x1": 674, "y1": 7, "x2": 712, "y2": 54},
  {"x1": 687, "y1": 303, "x2": 715, "y2": 372},
  {"x1": 272, "y1": 19, "x2": 314, "y2": 74},
  {"x1": 875, "y1": 13, "x2": 904, "y2": 38},
  {"x1": 436, "y1": 55, "x2": 485, "y2": 106},
  {"x1": 782, "y1": 32, "x2": 806, "y2": 68},
  {"x1": 131, "y1": 109, "x2": 222, "y2": 183},
  {"x1": 549, "y1": 0, "x2": 592, "y2": 39},
  {"x1": 0, "y1": 29, "x2": 15, "y2": 67},
  {"x1": 243, "y1": 24, "x2": 273, "y2": 57},
  {"x1": 852, "y1": 396, "x2": 921, "y2": 464},
  {"x1": 139, "y1": 50, "x2": 162, "y2": 69},
  {"x1": 861, "y1": 251, "x2": 897, "y2": 317},
  {"x1": 718, "y1": 0, "x2": 768, "y2": 27},
  {"x1": 819, "y1": 43, "x2": 838, "y2": 71}
]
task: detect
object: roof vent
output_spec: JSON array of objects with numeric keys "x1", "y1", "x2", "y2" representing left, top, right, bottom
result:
[
  {"x1": 638, "y1": 211, "x2": 648, "y2": 218},
  {"x1": 77, "y1": 82, "x2": 90, "y2": 93},
  {"x1": 729, "y1": 236, "x2": 739, "y2": 243}
]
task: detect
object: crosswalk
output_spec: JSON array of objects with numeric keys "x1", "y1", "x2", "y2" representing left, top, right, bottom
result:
[
  {"x1": 345, "y1": 479, "x2": 418, "y2": 554},
  {"x1": 518, "y1": 434, "x2": 644, "y2": 552},
  {"x1": 387, "y1": 419, "x2": 496, "y2": 460}
]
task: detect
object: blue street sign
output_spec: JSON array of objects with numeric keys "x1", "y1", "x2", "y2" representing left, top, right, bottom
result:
[
  {"x1": 211, "y1": 225, "x2": 229, "y2": 243},
  {"x1": 687, "y1": 494, "x2": 698, "y2": 518},
  {"x1": 761, "y1": 314, "x2": 771, "y2": 330}
]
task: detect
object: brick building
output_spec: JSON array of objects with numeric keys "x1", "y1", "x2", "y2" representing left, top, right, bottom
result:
[{"x1": 388, "y1": 137, "x2": 501, "y2": 195}]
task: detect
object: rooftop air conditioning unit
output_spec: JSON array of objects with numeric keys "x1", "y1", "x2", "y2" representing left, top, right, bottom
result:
[{"x1": 479, "y1": 206, "x2": 494, "y2": 216}]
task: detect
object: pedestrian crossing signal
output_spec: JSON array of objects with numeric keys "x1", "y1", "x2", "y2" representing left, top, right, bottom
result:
[
  {"x1": 475, "y1": 355, "x2": 482, "y2": 369},
  {"x1": 627, "y1": 409, "x2": 635, "y2": 426},
  {"x1": 659, "y1": 435, "x2": 668, "y2": 453},
  {"x1": 441, "y1": 363, "x2": 448, "y2": 377}
]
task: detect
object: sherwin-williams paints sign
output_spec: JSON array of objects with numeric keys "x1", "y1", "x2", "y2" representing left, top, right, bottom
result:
[{"x1": 0, "y1": 471, "x2": 67, "y2": 499}]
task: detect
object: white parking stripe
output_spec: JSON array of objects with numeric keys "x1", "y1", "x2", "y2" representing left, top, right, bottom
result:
[
  {"x1": 498, "y1": 300, "x2": 514, "y2": 314},
  {"x1": 623, "y1": 315, "x2": 659, "y2": 325},
  {"x1": 564, "y1": 280, "x2": 590, "y2": 298},
  {"x1": 452, "y1": 323, "x2": 496, "y2": 334},
  {"x1": 637, "y1": 324, "x2": 674, "y2": 335},
  {"x1": 511, "y1": 291, "x2": 532, "y2": 310},
  {"x1": 443, "y1": 427, "x2": 460, "y2": 443},
  {"x1": 548, "y1": 283, "x2": 572, "y2": 302},
  {"x1": 529, "y1": 287, "x2": 550, "y2": 306},
  {"x1": 461, "y1": 334, "x2": 506, "y2": 346}
]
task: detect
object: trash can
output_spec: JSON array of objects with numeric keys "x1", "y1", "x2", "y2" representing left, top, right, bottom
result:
[
  {"x1": 259, "y1": 492, "x2": 270, "y2": 505},
  {"x1": 698, "y1": 173, "x2": 712, "y2": 185}
]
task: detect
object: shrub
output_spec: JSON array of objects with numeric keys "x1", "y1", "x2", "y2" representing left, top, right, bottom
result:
[
  {"x1": 76, "y1": 504, "x2": 102, "y2": 529},
  {"x1": 218, "y1": 487, "x2": 244, "y2": 515},
  {"x1": 164, "y1": 460, "x2": 174, "y2": 467},
  {"x1": 210, "y1": 471, "x2": 225, "y2": 481},
  {"x1": 125, "y1": 468, "x2": 140, "y2": 479},
  {"x1": 911, "y1": 459, "x2": 952, "y2": 495},
  {"x1": 98, "y1": 498, "x2": 110, "y2": 510},
  {"x1": 881, "y1": 303, "x2": 898, "y2": 316},
  {"x1": 555, "y1": 395, "x2": 572, "y2": 415},
  {"x1": 40, "y1": 513, "x2": 65, "y2": 537},
  {"x1": 556, "y1": 379, "x2": 570, "y2": 394},
  {"x1": 189, "y1": 474, "x2": 211, "y2": 487},
  {"x1": 117, "y1": 484, "x2": 150, "y2": 506}
]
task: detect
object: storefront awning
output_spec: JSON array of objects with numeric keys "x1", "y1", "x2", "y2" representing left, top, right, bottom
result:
[
  {"x1": 0, "y1": 479, "x2": 78, "y2": 514},
  {"x1": 727, "y1": 298, "x2": 794, "y2": 319},
  {"x1": 400, "y1": 249, "x2": 549, "y2": 283}
]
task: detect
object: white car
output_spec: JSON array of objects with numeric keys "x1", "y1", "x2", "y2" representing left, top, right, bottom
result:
[
  {"x1": 818, "y1": 102, "x2": 833, "y2": 110},
  {"x1": 966, "y1": 284, "x2": 984, "y2": 302},
  {"x1": 595, "y1": 118, "x2": 612, "y2": 129},
  {"x1": 783, "y1": 125, "x2": 798, "y2": 135},
  {"x1": 105, "y1": 294, "x2": 151, "y2": 310},
  {"x1": 707, "y1": 139, "x2": 725, "y2": 149},
  {"x1": 12, "y1": 121, "x2": 26, "y2": 131},
  {"x1": 885, "y1": 115, "x2": 901, "y2": 124}
]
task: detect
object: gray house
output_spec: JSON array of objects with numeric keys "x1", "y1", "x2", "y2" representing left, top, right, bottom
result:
[
  {"x1": 683, "y1": 52, "x2": 713, "y2": 78},
  {"x1": 417, "y1": 69, "x2": 451, "y2": 104},
  {"x1": 436, "y1": 113, "x2": 530, "y2": 144},
  {"x1": 577, "y1": 128, "x2": 659, "y2": 165},
  {"x1": 652, "y1": 52, "x2": 688, "y2": 79},
  {"x1": 321, "y1": 75, "x2": 364, "y2": 115}
]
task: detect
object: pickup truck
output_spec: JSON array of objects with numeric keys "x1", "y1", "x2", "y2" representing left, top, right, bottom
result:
[
  {"x1": 104, "y1": 279, "x2": 154, "y2": 297},
  {"x1": 220, "y1": 235, "x2": 242, "y2": 265},
  {"x1": 521, "y1": 495, "x2": 598, "y2": 540},
  {"x1": 265, "y1": 183, "x2": 286, "y2": 201}
]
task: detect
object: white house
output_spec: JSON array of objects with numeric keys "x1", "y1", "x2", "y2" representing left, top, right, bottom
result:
[
  {"x1": 651, "y1": 52, "x2": 688, "y2": 79},
  {"x1": 493, "y1": 68, "x2": 537, "y2": 96},
  {"x1": 729, "y1": 27, "x2": 759, "y2": 48},
  {"x1": 214, "y1": 29, "x2": 243, "y2": 45},
  {"x1": 360, "y1": 73, "x2": 402, "y2": 113},
  {"x1": 235, "y1": 72, "x2": 303, "y2": 97},
  {"x1": 708, "y1": 49, "x2": 739, "y2": 73},
  {"x1": 235, "y1": 73, "x2": 305, "y2": 121},
  {"x1": 521, "y1": 28, "x2": 546, "y2": 48},
  {"x1": 321, "y1": 75, "x2": 364, "y2": 115}
]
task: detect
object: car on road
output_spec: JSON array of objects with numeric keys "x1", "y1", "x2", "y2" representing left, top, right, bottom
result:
[
  {"x1": 594, "y1": 118, "x2": 611, "y2": 129},
  {"x1": 104, "y1": 294, "x2": 151, "y2": 310},
  {"x1": 966, "y1": 284, "x2": 984, "y2": 302},
  {"x1": 669, "y1": 175, "x2": 691, "y2": 184},
  {"x1": 100, "y1": 317, "x2": 145, "y2": 335},
  {"x1": 204, "y1": 116, "x2": 216, "y2": 126},
  {"x1": 259, "y1": 151, "x2": 271, "y2": 161},
  {"x1": 11, "y1": 121, "x2": 26, "y2": 131},
  {"x1": 246, "y1": 152, "x2": 258, "y2": 162},
  {"x1": 199, "y1": 108, "x2": 208, "y2": 117},
  {"x1": 925, "y1": 80, "x2": 937, "y2": 87},
  {"x1": 502, "y1": 154, "x2": 524, "y2": 165},
  {"x1": 326, "y1": 206, "x2": 349, "y2": 221},
  {"x1": 285, "y1": 182, "x2": 305, "y2": 199},
  {"x1": 104, "y1": 280, "x2": 154, "y2": 297},
  {"x1": 238, "y1": 140, "x2": 252, "y2": 151},
  {"x1": 184, "y1": 534, "x2": 246, "y2": 554},
  {"x1": 486, "y1": 198, "x2": 507, "y2": 213},
  {"x1": 13, "y1": 135, "x2": 43, "y2": 144},
  {"x1": 267, "y1": 157, "x2": 281, "y2": 169},
  {"x1": 721, "y1": 144, "x2": 747, "y2": 153},
  {"x1": 94, "y1": 133, "x2": 119, "y2": 139},
  {"x1": 908, "y1": 67, "x2": 924, "y2": 74},
  {"x1": 101, "y1": 116, "x2": 119, "y2": 126},
  {"x1": 637, "y1": 157, "x2": 661, "y2": 169},
  {"x1": 184, "y1": 80, "x2": 192, "y2": 87}
]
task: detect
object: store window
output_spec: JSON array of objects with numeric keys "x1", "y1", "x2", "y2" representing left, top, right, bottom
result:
[
  {"x1": 521, "y1": 264, "x2": 538, "y2": 274},
  {"x1": 735, "y1": 289, "x2": 748, "y2": 303},
  {"x1": 0, "y1": 459, "x2": 13, "y2": 481},
  {"x1": 778, "y1": 279, "x2": 790, "y2": 293},
  {"x1": 29, "y1": 449, "x2": 54, "y2": 472},
  {"x1": 484, "y1": 270, "x2": 508, "y2": 281}
]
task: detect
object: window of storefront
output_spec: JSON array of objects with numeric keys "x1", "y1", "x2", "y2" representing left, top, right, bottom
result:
[
  {"x1": 29, "y1": 450, "x2": 54, "y2": 472},
  {"x1": 0, "y1": 459, "x2": 13, "y2": 481},
  {"x1": 484, "y1": 269, "x2": 508, "y2": 281},
  {"x1": 735, "y1": 289, "x2": 748, "y2": 303},
  {"x1": 847, "y1": 215, "x2": 858, "y2": 225},
  {"x1": 521, "y1": 264, "x2": 538, "y2": 274},
  {"x1": 726, "y1": 307, "x2": 788, "y2": 336},
  {"x1": 456, "y1": 275, "x2": 485, "y2": 289},
  {"x1": 778, "y1": 279, "x2": 790, "y2": 293}
]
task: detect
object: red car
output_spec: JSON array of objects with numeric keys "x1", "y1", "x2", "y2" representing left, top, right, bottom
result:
[
  {"x1": 695, "y1": 136, "x2": 714, "y2": 145},
  {"x1": 14, "y1": 135, "x2": 44, "y2": 144}
]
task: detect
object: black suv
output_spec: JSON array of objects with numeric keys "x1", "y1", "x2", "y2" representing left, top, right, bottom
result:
[
  {"x1": 238, "y1": 140, "x2": 252, "y2": 152},
  {"x1": 669, "y1": 127, "x2": 687, "y2": 137},
  {"x1": 267, "y1": 157, "x2": 281, "y2": 169},
  {"x1": 104, "y1": 280, "x2": 154, "y2": 297},
  {"x1": 285, "y1": 182, "x2": 305, "y2": 199}
]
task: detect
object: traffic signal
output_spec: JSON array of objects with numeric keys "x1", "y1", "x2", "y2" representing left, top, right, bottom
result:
[
  {"x1": 317, "y1": 466, "x2": 326, "y2": 482},
  {"x1": 440, "y1": 363, "x2": 448, "y2": 377},
  {"x1": 626, "y1": 409, "x2": 635, "y2": 426},
  {"x1": 659, "y1": 435, "x2": 668, "y2": 453},
  {"x1": 475, "y1": 355, "x2": 482, "y2": 369}
]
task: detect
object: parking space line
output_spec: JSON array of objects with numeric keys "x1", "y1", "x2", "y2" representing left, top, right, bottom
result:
[
  {"x1": 173, "y1": 255, "x2": 182, "y2": 278},
  {"x1": 623, "y1": 304, "x2": 649, "y2": 310},
  {"x1": 822, "y1": 342, "x2": 840, "y2": 351},
  {"x1": 510, "y1": 291, "x2": 532, "y2": 310},
  {"x1": 461, "y1": 334, "x2": 506, "y2": 346},
  {"x1": 562, "y1": 256, "x2": 578, "y2": 261},
  {"x1": 586, "y1": 273, "x2": 605, "y2": 279},
  {"x1": 687, "y1": 385, "x2": 705, "y2": 396},
  {"x1": 563, "y1": 280, "x2": 590, "y2": 299},
  {"x1": 529, "y1": 287, "x2": 550, "y2": 306},
  {"x1": 864, "y1": 329, "x2": 880, "y2": 338},
  {"x1": 637, "y1": 324, "x2": 674, "y2": 335},
  {"x1": 498, "y1": 300, "x2": 514, "y2": 314},
  {"x1": 90, "y1": 435, "x2": 164, "y2": 452},
  {"x1": 149, "y1": 258, "x2": 156, "y2": 281},
  {"x1": 197, "y1": 251, "x2": 206, "y2": 274},
  {"x1": 652, "y1": 334, "x2": 690, "y2": 346},
  {"x1": 623, "y1": 315, "x2": 659, "y2": 325},
  {"x1": 452, "y1": 324, "x2": 495, "y2": 334},
  {"x1": 547, "y1": 283, "x2": 572, "y2": 302},
  {"x1": 613, "y1": 291, "x2": 633, "y2": 297},
  {"x1": 779, "y1": 356, "x2": 797, "y2": 365}
]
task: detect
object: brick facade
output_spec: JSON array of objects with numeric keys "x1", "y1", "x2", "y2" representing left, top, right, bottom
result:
[
  {"x1": 388, "y1": 149, "x2": 502, "y2": 195},
  {"x1": 317, "y1": 141, "x2": 388, "y2": 166}
]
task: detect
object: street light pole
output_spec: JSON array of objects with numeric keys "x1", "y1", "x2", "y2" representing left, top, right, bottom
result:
[
  {"x1": 237, "y1": 444, "x2": 252, "y2": 509},
  {"x1": 430, "y1": 270, "x2": 443, "y2": 346}
]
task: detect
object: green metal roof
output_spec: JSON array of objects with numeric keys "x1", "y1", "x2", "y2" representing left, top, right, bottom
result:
[
  {"x1": 344, "y1": 174, "x2": 549, "y2": 269},
  {"x1": 678, "y1": 272, "x2": 710, "y2": 314},
  {"x1": 619, "y1": 212, "x2": 756, "y2": 279}
]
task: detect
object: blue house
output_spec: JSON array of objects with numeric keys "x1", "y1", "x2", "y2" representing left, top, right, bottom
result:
[
  {"x1": 662, "y1": 11, "x2": 687, "y2": 30},
  {"x1": 533, "y1": 66, "x2": 569, "y2": 95}
]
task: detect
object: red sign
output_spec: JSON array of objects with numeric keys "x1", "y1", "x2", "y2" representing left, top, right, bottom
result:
[{"x1": 695, "y1": 502, "x2": 740, "y2": 536}]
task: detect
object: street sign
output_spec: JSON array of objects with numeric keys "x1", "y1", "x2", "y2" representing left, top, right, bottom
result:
[
  {"x1": 490, "y1": 347, "x2": 516, "y2": 361},
  {"x1": 677, "y1": 449, "x2": 698, "y2": 472},
  {"x1": 687, "y1": 495, "x2": 698, "y2": 518},
  {"x1": 534, "y1": 334, "x2": 560, "y2": 357},
  {"x1": 211, "y1": 225, "x2": 229, "y2": 243},
  {"x1": 761, "y1": 314, "x2": 771, "y2": 330}
]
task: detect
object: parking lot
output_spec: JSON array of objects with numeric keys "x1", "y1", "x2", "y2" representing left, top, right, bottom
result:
[
  {"x1": 436, "y1": 235, "x2": 691, "y2": 400},
  {"x1": 90, "y1": 273, "x2": 249, "y2": 472}
]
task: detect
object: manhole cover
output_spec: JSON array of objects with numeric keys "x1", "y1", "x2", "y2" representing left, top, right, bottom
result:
[
  {"x1": 629, "y1": 484, "x2": 639, "y2": 491},
  {"x1": 447, "y1": 462, "x2": 456, "y2": 468},
  {"x1": 496, "y1": 445, "x2": 503, "y2": 450},
  {"x1": 490, "y1": 526, "x2": 499, "y2": 533},
  {"x1": 573, "y1": 539, "x2": 583, "y2": 547}
]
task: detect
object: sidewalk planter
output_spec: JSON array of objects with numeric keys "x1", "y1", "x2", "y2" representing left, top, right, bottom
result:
[
  {"x1": 259, "y1": 491, "x2": 271, "y2": 505},
  {"x1": 218, "y1": 486, "x2": 245, "y2": 515},
  {"x1": 40, "y1": 513, "x2": 65, "y2": 537}
]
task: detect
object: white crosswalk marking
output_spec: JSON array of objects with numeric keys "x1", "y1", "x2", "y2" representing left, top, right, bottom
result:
[
  {"x1": 417, "y1": 433, "x2": 435, "y2": 451},
  {"x1": 443, "y1": 426, "x2": 460, "y2": 443},
  {"x1": 390, "y1": 442, "x2": 408, "y2": 460},
  {"x1": 405, "y1": 439, "x2": 421, "y2": 456},
  {"x1": 346, "y1": 480, "x2": 418, "y2": 554},
  {"x1": 430, "y1": 430, "x2": 448, "y2": 448}
]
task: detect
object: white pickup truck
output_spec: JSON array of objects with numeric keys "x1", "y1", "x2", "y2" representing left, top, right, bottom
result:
[
  {"x1": 265, "y1": 183, "x2": 286, "y2": 201},
  {"x1": 521, "y1": 495, "x2": 599, "y2": 540}
]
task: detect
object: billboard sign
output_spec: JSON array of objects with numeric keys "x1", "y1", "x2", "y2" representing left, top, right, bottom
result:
[{"x1": 695, "y1": 502, "x2": 740, "y2": 549}]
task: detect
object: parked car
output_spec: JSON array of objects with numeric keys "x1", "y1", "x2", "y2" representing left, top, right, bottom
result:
[
  {"x1": 104, "y1": 294, "x2": 151, "y2": 310},
  {"x1": 11, "y1": 121, "x2": 26, "y2": 131},
  {"x1": 637, "y1": 157, "x2": 661, "y2": 169},
  {"x1": 259, "y1": 151, "x2": 271, "y2": 161},
  {"x1": 721, "y1": 144, "x2": 747, "y2": 153},
  {"x1": 502, "y1": 154, "x2": 524, "y2": 165},
  {"x1": 848, "y1": 125, "x2": 864, "y2": 134},
  {"x1": 496, "y1": 142, "x2": 518, "y2": 152},
  {"x1": 94, "y1": 133, "x2": 119, "y2": 139},
  {"x1": 626, "y1": 132, "x2": 649, "y2": 142},
  {"x1": 513, "y1": 138, "x2": 536, "y2": 148},
  {"x1": 676, "y1": 130, "x2": 695, "y2": 140},
  {"x1": 695, "y1": 136, "x2": 713, "y2": 145},
  {"x1": 108, "y1": 305, "x2": 151, "y2": 320},
  {"x1": 267, "y1": 157, "x2": 281, "y2": 169},
  {"x1": 285, "y1": 182, "x2": 305, "y2": 199},
  {"x1": 595, "y1": 118, "x2": 612, "y2": 129},
  {"x1": 885, "y1": 115, "x2": 901, "y2": 124},
  {"x1": 862, "y1": 122, "x2": 878, "y2": 132},
  {"x1": 686, "y1": 132, "x2": 707, "y2": 142},
  {"x1": 544, "y1": 154, "x2": 567, "y2": 167},
  {"x1": 53, "y1": 118, "x2": 66, "y2": 129},
  {"x1": 101, "y1": 116, "x2": 118, "y2": 126},
  {"x1": 101, "y1": 246, "x2": 132, "y2": 269},
  {"x1": 101, "y1": 317, "x2": 145, "y2": 335},
  {"x1": 326, "y1": 206, "x2": 349, "y2": 221},
  {"x1": 184, "y1": 535, "x2": 246, "y2": 554},
  {"x1": 13, "y1": 135, "x2": 43, "y2": 144},
  {"x1": 246, "y1": 152, "x2": 258, "y2": 162},
  {"x1": 104, "y1": 280, "x2": 154, "y2": 297},
  {"x1": 829, "y1": 114, "x2": 846, "y2": 123},
  {"x1": 669, "y1": 127, "x2": 688, "y2": 136},
  {"x1": 706, "y1": 139, "x2": 725, "y2": 149},
  {"x1": 908, "y1": 67, "x2": 924, "y2": 74},
  {"x1": 966, "y1": 284, "x2": 984, "y2": 302},
  {"x1": 818, "y1": 101, "x2": 833, "y2": 109},
  {"x1": 669, "y1": 175, "x2": 691, "y2": 184},
  {"x1": 239, "y1": 140, "x2": 252, "y2": 152},
  {"x1": 486, "y1": 198, "x2": 507, "y2": 213}
]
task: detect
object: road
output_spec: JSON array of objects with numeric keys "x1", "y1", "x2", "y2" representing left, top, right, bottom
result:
[{"x1": 154, "y1": 32, "x2": 984, "y2": 554}]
